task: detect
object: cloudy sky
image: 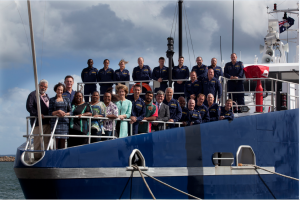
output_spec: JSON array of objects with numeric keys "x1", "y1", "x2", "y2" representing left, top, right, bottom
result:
[{"x1": 0, "y1": 0, "x2": 298, "y2": 154}]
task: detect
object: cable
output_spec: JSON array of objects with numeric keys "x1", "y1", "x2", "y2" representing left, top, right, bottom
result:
[
  {"x1": 15, "y1": 1, "x2": 32, "y2": 58},
  {"x1": 40, "y1": 1, "x2": 47, "y2": 79},
  {"x1": 183, "y1": 6, "x2": 191, "y2": 69},
  {"x1": 170, "y1": 3, "x2": 178, "y2": 38},
  {"x1": 183, "y1": 2, "x2": 196, "y2": 64}
]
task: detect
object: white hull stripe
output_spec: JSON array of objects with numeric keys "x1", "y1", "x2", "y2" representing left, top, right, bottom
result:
[{"x1": 14, "y1": 166, "x2": 275, "y2": 179}]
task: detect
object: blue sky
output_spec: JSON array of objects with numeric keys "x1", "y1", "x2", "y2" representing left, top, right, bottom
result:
[{"x1": 0, "y1": 0, "x2": 298, "y2": 154}]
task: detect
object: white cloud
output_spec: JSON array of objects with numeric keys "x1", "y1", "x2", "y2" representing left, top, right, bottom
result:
[{"x1": 0, "y1": 87, "x2": 31, "y2": 154}]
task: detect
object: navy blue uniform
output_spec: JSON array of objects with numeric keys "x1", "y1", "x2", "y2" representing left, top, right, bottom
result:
[
  {"x1": 97, "y1": 68, "x2": 115, "y2": 101},
  {"x1": 129, "y1": 96, "x2": 146, "y2": 135},
  {"x1": 220, "y1": 107, "x2": 234, "y2": 121},
  {"x1": 179, "y1": 106, "x2": 189, "y2": 124},
  {"x1": 132, "y1": 65, "x2": 152, "y2": 98},
  {"x1": 187, "y1": 109, "x2": 202, "y2": 125},
  {"x1": 208, "y1": 66, "x2": 223, "y2": 80},
  {"x1": 172, "y1": 65, "x2": 190, "y2": 100},
  {"x1": 201, "y1": 77, "x2": 222, "y2": 104},
  {"x1": 163, "y1": 98, "x2": 182, "y2": 129},
  {"x1": 195, "y1": 104, "x2": 210, "y2": 123},
  {"x1": 207, "y1": 103, "x2": 220, "y2": 122},
  {"x1": 114, "y1": 69, "x2": 130, "y2": 85},
  {"x1": 224, "y1": 61, "x2": 245, "y2": 108},
  {"x1": 152, "y1": 66, "x2": 169, "y2": 93},
  {"x1": 192, "y1": 64, "x2": 207, "y2": 81},
  {"x1": 184, "y1": 80, "x2": 201, "y2": 103},
  {"x1": 62, "y1": 90, "x2": 76, "y2": 103},
  {"x1": 81, "y1": 67, "x2": 98, "y2": 102}
]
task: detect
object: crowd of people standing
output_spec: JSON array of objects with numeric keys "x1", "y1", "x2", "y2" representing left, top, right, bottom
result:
[{"x1": 26, "y1": 53, "x2": 243, "y2": 158}]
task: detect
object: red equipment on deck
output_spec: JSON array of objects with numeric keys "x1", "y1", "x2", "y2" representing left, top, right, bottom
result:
[{"x1": 244, "y1": 65, "x2": 269, "y2": 112}]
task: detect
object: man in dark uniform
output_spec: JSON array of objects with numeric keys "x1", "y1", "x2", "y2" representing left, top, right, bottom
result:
[
  {"x1": 172, "y1": 56, "x2": 190, "y2": 100},
  {"x1": 184, "y1": 71, "x2": 201, "y2": 104},
  {"x1": 195, "y1": 94, "x2": 210, "y2": 123},
  {"x1": 63, "y1": 75, "x2": 76, "y2": 102},
  {"x1": 132, "y1": 57, "x2": 152, "y2": 98},
  {"x1": 208, "y1": 57, "x2": 223, "y2": 80},
  {"x1": 129, "y1": 84, "x2": 146, "y2": 135},
  {"x1": 152, "y1": 57, "x2": 169, "y2": 93},
  {"x1": 192, "y1": 56, "x2": 207, "y2": 81},
  {"x1": 178, "y1": 96, "x2": 189, "y2": 127},
  {"x1": 187, "y1": 99, "x2": 202, "y2": 126},
  {"x1": 81, "y1": 59, "x2": 98, "y2": 102},
  {"x1": 206, "y1": 93, "x2": 220, "y2": 122},
  {"x1": 219, "y1": 99, "x2": 234, "y2": 121},
  {"x1": 114, "y1": 59, "x2": 130, "y2": 85},
  {"x1": 163, "y1": 87, "x2": 182, "y2": 129},
  {"x1": 97, "y1": 59, "x2": 114, "y2": 101},
  {"x1": 224, "y1": 53, "x2": 245, "y2": 113},
  {"x1": 201, "y1": 68, "x2": 222, "y2": 104}
]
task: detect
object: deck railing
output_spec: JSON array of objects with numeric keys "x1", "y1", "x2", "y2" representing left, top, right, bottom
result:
[{"x1": 24, "y1": 116, "x2": 183, "y2": 152}]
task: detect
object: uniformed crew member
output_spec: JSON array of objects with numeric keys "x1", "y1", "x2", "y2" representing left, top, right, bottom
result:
[
  {"x1": 97, "y1": 59, "x2": 115, "y2": 101},
  {"x1": 129, "y1": 84, "x2": 146, "y2": 135},
  {"x1": 208, "y1": 58, "x2": 223, "y2": 80},
  {"x1": 178, "y1": 96, "x2": 189, "y2": 126},
  {"x1": 195, "y1": 94, "x2": 210, "y2": 123},
  {"x1": 132, "y1": 57, "x2": 152, "y2": 98},
  {"x1": 81, "y1": 59, "x2": 98, "y2": 102},
  {"x1": 206, "y1": 93, "x2": 220, "y2": 122},
  {"x1": 163, "y1": 87, "x2": 182, "y2": 129},
  {"x1": 219, "y1": 99, "x2": 234, "y2": 121},
  {"x1": 187, "y1": 99, "x2": 202, "y2": 126},
  {"x1": 63, "y1": 75, "x2": 76, "y2": 102},
  {"x1": 172, "y1": 56, "x2": 190, "y2": 100},
  {"x1": 192, "y1": 56, "x2": 207, "y2": 81},
  {"x1": 224, "y1": 53, "x2": 245, "y2": 112},
  {"x1": 114, "y1": 59, "x2": 130, "y2": 85},
  {"x1": 184, "y1": 71, "x2": 201, "y2": 104},
  {"x1": 152, "y1": 57, "x2": 169, "y2": 93},
  {"x1": 201, "y1": 68, "x2": 222, "y2": 104}
]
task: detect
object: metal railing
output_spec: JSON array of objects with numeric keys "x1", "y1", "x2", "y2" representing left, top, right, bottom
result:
[
  {"x1": 25, "y1": 116, "x2": 183, "y2": 152},
  {"x1": 222, "y1": 77, "x2": 299, "y2": 112}
]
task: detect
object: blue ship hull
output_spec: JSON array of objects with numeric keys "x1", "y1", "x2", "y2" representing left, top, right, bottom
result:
[{"x1": 14, "y1": 109, "x2": 299, "y2": 199}]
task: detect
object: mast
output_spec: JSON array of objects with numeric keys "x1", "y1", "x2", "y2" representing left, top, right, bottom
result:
[
  {"x1": 27, "y1": 0, "x2": 44, "y2": 150},
  {"x1": 178, "y1": 0, "x2": 183, "y2": 57},
  {"x1": 232, "y1": 0, "x2": 234, "y2": 54}
]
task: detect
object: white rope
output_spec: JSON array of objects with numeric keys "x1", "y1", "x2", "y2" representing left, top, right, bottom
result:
[
  {"x1": 242, "y1": 164, "x2": 299, "y2": 181},
  {"x1": 133, "y1": 165, "x2": 156, "y2": 199},
  {"x1": 132, "y1": 165, "x2": 201, "y2": 199}
]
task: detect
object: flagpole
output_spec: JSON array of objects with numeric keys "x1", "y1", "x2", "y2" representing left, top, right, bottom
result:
[{"x1": 27, "y1": 0, "x2": 44, "y2": 151}]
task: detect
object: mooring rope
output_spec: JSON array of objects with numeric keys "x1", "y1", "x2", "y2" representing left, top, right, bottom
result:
[
  {"x1": 132, "y1": 165, "x2": 201, "y2": 199},
  {"x1": 134, "y1": 165, "x2": 156, "y2": 199},
  {"x1": 241, "y1": 164, "x2": 299, "y2": 181}
]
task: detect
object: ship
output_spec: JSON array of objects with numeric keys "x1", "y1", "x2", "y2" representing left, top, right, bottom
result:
[{"x1": 14, "y1": 1, "x2": 299, "y2": 199}]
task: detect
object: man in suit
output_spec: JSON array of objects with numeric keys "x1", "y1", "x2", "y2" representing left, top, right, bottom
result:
[
  {"x1": 152, "y1": 90, "x2": 170, "y2": 131},
  {"x1": 26, "y1": 79, "x2": 51, "y2": 160}
]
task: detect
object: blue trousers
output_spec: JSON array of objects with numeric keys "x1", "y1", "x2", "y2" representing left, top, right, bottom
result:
[
  {"x1": 227, "y1": 81, "x2": 245, "y2": 107},
  {"x1": 84, "y1": 85, "x2": 96, "y2": 103},
  {"x1": 132, "y1": 121, "x2": 140, "y2": 135},
  {"x1": 154, "y1": 83, "x2": 168, "y2": 93},
  {"x1": 174, "y1": 82, "x2": 185, "y2": 100}
]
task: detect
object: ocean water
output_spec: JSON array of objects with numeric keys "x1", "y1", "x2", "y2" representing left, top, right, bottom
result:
[{"x1": 0, "y1": 162, "x2": 24, "y2": 199}]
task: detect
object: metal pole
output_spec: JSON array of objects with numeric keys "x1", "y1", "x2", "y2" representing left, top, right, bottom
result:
[
  {"x1": 47, "y1": 118, "x2": 58, "y2": 150},
  {"x1": 89, "y1": 118, "x2": 91, "y2": 143},
  {"x1": 112, "y1": 120, "x2": 115, "y2": 139},
  {"x1": 27, "y1": 0, "x2": 44, "y2": 151},
  {"x1": 232, "y1": 0, "x2": 234, "y2": 54},
  {"x1": 130, "y1": 123, "x2": 133, "y2": 136},
  {"x1": 271, "y1": 80, "x2": 274, "y2": 112},
  {"x1": 178, "y1": 0, "x2": 183, "y2": 57}
]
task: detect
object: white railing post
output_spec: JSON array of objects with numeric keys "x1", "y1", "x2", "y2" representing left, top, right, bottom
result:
[
  {"x1": 47, "y1": 118, "x2": 58, "y2": 150},
  {"x1": 130, "y1": 123, "x2": 133, "y2": 136},
  {"x1": 89, "y1": 118, "x2": 91, "y2": 144},
  {"x1": 25, "y1": 118, "x2": 36, "y2": 151},
  {"x1": 112, "y1": 120, "x2": 115, "y2": 139}
]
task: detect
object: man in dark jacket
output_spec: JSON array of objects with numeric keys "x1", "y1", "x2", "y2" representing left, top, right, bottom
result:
[
  {"x1": 152, "y1": 90, "x2": 170, "y2": 131},
  {"x1": 26, "y1": 79, "x2": 51, "y2": 160}
]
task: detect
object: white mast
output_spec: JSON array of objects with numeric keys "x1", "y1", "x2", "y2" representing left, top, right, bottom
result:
[{"x1": 27, "y1": 0, "x2": 44, "y2": 150}]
